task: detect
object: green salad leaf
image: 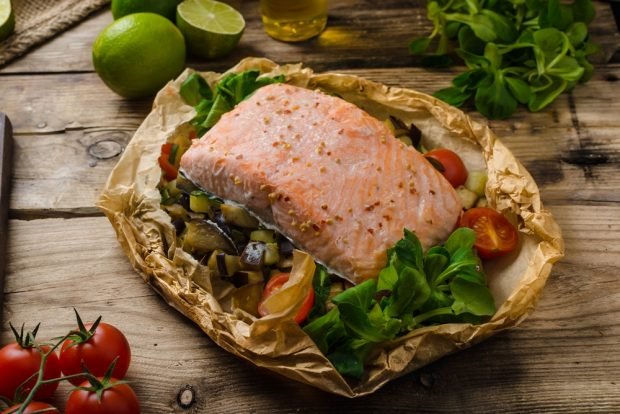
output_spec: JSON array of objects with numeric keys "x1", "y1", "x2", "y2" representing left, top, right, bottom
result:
[
  {"x1": 304, "y1": 227, "x2": 496, "y2": 379},
  {"x1": 409, "y1": 0, "x2": 599, "y2": 119},
  {"x1": 180, "y1": 70, "x2": 285, "y2": 136}
]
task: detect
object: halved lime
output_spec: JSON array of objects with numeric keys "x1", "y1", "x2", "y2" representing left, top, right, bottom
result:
[
  {"x1": 0, "y1": 0, "x2": 15, "y2": 42},
  {"x1": 176, "y1": 0, "x2": 245, "y2": 59}
]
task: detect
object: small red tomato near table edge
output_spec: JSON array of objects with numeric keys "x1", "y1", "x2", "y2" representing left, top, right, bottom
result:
[
  {"x1": 59, "y1": 311, "x2": 131, "y2": 386},
  {"x1": 0, "y1": 324, "x2": 60, "y2": 401},
  {"x1": 2, "y1": 402, "x2": 60, "y2": 414},
  {"x1": 424, "y1": 148, "x2": 468, "y2": 188},
  {"x1": 460, "y1": 207, "x2": 519, "y2": 260},
  {"x1": 258, "y1": 273, "x2": 315, "y2": 324},
  {"x1": 65, "y1": 378, "x2": 140, "y2": 414}
]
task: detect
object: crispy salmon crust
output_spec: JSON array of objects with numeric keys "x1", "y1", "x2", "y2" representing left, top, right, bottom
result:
[{"x1": 180, "y1": 83, "x2": 462, "y2": 284}]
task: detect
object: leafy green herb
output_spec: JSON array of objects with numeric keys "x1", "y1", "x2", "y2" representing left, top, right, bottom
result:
[
  {"x1": 303, "y1": 228, "x2": 495, "y2": 379},
  {"x1": 410, "y1": 0, "x2": 600, "y2": 119},
  {"x1": 308, "y1": 264, "x2": 331, "y2": 321},
  {"x1": 180, "y1": 70, "x2": 285, "y2": 136}
]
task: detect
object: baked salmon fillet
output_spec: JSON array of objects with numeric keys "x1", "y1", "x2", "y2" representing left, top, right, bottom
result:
[{"x1": 180, "y1": 83, "x2": 462, "y2": 284}]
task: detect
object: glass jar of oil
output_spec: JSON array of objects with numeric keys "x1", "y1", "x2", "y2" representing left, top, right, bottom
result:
[{"x1": 260, "y1": 0, "x2": 328, "y2": 42}]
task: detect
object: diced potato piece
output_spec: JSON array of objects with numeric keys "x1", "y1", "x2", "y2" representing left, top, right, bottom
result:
[
  {"x1": 456, "y1": 186, "x2": 479, "y2": 210},
  {"x1": 465, "y1": 170, "x2": 488, "y2": 196},
  {"x1": 250, "y1": 229, "x2": 276, "y2": 243},
  {"x1": 220, "y1": 204, "x2": 259, "y2": 228}
]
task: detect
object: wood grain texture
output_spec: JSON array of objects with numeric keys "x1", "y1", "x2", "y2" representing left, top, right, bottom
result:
[
  {"x1": 1, "y1": 1, "x2": 618, "y2": 75},
  {"x1": 3, "y1": 66, "x2": 619, "y2": 215},
  {"x1": 1, "y1": 209, "x2": 618, "y2": 412}
]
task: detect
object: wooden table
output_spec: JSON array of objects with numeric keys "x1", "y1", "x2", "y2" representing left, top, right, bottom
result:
[{"x1": 1, "y1": 1, "x2": 620, "y2": 412}]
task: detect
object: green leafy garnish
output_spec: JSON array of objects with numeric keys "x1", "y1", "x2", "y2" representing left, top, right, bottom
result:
[
  {"x1": 304, "y1": 228, "x2": 496, "y2": 379},
  {"x1": 410, "y1": 0, "x2": 600, "y2": 119},
  {"x1": 180, "y1": 70, "x2": 285, "y2": 136}
]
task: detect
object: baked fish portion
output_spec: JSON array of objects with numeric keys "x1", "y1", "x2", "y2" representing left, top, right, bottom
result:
[{"x1": 180, "y1": 83, "x2": 462, "y2": 284}]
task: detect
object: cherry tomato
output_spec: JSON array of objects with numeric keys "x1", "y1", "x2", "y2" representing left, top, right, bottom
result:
[
  {"x1": 424, "y1": 148, "x2": 468, "y2": 188},
  {"x1": 460, "y1": 207, "x2": 519, "y2": 260},
  {"x1": 59, "y1": 322, "x2": 131, "y2": 386},
  {"x1": 0, "y1": 343, "x2": 60, "y2": 401},
  {"x1": 2, "y1": 402, "x2": 60, "y2": 414},
  {"x1": 159, "y1": 143, "x2": 178, "y2": 180},
  {"x1": 258, "y1": 273, "x2": 315, "y2": 324},
  {"x1": 65, "y1": 379, "x2": 140, "y2": 414}
]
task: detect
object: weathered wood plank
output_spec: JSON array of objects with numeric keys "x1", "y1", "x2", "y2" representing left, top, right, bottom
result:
[
  {"x1": 1, "y1": 205, "x2": 619, "y2": 412},
  {"x1": 4, "y1": 66, "x2": 619, "y2": 215},
  {"x1": 0, "y1": 113, "x2": 12, "y2": 318},
  {"x1": 1, "y1": 1, "x2": 618, "y2": 75}
]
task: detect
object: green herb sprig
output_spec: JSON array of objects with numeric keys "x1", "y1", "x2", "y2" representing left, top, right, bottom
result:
[
  {"x1": 304, "y1": 228, "x2": 496, "y2": 379},
  {"x1": 410, "y1": 0, "x2": 600, "y2": 119}
]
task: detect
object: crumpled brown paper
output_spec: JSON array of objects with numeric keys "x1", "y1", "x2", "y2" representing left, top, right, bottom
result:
[{"x1": 97, "y1": 58, "x2": 564, "y2": 397}]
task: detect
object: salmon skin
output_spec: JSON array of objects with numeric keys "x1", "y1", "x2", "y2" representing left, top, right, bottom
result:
[{"x1": 180, "y1": 83, "x2": 462, "y2": 284}]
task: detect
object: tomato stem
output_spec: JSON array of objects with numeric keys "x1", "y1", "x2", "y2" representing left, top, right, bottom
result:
[{"x1": 14, "y1": 332, "x2": 72, "y2": 414}]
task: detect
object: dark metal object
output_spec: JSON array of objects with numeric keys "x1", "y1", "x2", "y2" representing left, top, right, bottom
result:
[{"x1": 0, "y1": 113, "x2": 13, "y2": 320}]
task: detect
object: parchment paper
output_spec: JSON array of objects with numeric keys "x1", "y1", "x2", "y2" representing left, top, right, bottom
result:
[{"x1": 97, "y1": 58, "x2": 564, "y2": 397}]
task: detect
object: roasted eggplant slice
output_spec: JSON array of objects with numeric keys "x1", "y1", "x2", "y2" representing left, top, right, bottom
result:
[
  {"x1": 181, "y1": 220, "x2": 237, "y2": 255},
  {"x1": 220, "y1": 203, "x2": 259, "y2": 228},
  {"x1": 240, "y1": 241, "x2": 266, "y2": 269}
]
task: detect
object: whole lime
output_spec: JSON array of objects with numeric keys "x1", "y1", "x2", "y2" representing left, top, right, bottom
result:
[
  {"x1": 111, "y1": 0, "x2": 182, "y2": 21},
  {"x1": 92, "y1": 13, "x2": 186, "y2": 99}
]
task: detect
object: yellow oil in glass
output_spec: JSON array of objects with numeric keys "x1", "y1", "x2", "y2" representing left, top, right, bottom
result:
[{"x1": 260, "y1": 0, "x2": 328, "y2": 42}]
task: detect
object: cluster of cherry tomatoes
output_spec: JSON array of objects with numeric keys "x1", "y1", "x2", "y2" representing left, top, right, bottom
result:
[{"x1": 0, "y1": 312, "x2": 139, "y2": 414}]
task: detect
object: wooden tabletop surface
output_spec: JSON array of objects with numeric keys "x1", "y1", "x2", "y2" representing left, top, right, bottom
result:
[{"x1": 1, "y1": 0, "x2": 620, "y2": 412}]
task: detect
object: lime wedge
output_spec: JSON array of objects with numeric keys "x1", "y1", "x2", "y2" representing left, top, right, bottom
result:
[
  {"x1": 0, "y1": 0, "x2": 15, "y2": 41},
  {"x1": 176, "y1": 0, "x2": 245, "y2": 59}
]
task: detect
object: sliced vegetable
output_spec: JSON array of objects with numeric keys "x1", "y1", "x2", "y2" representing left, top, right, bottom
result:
[
  {"x1": 220, "y1": 203, "x2": 259, "y2": 228},
  {"x1": 250, "y1": 229, "x2": 276, "y2": 243},
  {"x1": 240, "y1": 241, "x2": 266, "y2": 269},
  {"x1": 159, "y1": 143, "x2": 178, "y2": 180},
  {"x1": 189, "y1": 190, "x2": 215, "y2": 213},
  {"x1": 465, "y1": 170, "x2": 488, "y2": 196},
  {"x1": 460, "y1": 207, "x2": 519, "y2": 260},
  {"x1": 181, "y1": 220, "x2": 237, "y2": 255},
  {"x1": 263, "y1": 242, "x2": 280, "y2": 266}
]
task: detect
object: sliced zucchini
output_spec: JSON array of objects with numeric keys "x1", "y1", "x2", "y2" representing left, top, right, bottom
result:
[
  {"x1": 190, "y1": 191, "x2": 215, "y2": 213},
  {"x1": 456, "y1": 186, "x2": 479, "y2": 210},
  {"x1": 465, "y1": 170, "x2": 488, "y2": 197},
  {"x1": 250, "y1": 229, "x2": 276, "y2": 243},
  {"x1": 165, "y1": 179, "x2": 182, "y2": 197},
  {"x1": 175, "y1": 174, "x2": 199, "y2": 194},
  {"x1": 264, "y1": 243, "x2": 280, "y2": 266},
  {"x1": 220, "y1": 204, "x2": 259, "y2": 228},
  {"x1": 230, "y1": 271, "x2": 264, "y2": 288},
  {"x1": 181, "y1": 220, "x2": 237, "y2": 255}
]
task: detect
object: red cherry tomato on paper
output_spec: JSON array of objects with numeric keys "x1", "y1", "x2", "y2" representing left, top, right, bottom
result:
[
  {"x1": 59, "y1": 322, "x2": 131, "y2": 386},
  {"x1": 2, "y1": 402, "x2": 60, "y2": 414},
  {"x1": 460, "y1": 207, "x2": 519, "y2": 260},
  {"x1": 424, "y1": 148, "x2": 468, "y2": 188},
  {"x1": 65, "y1": 379, "x2": 140, "y2": 414},
  {"x1": 258, "y1": 273, "x2": 315, "y2": 324},
  {"x1": 0, "y1": 343, "x2": 60, "y2": 401}
]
